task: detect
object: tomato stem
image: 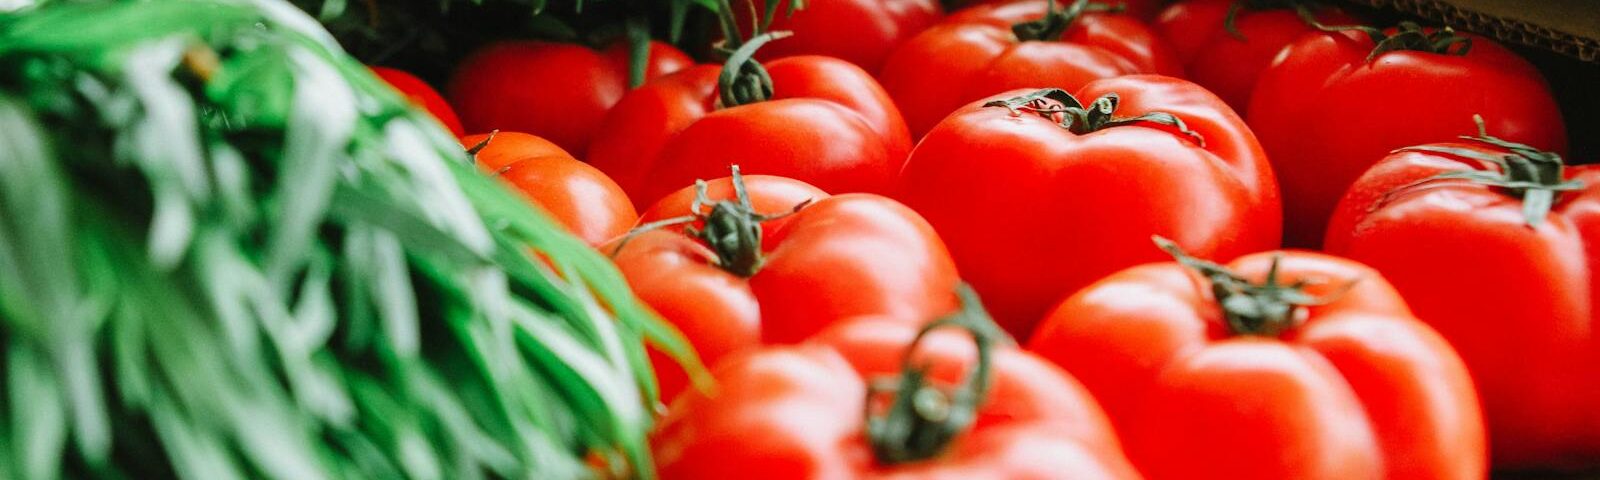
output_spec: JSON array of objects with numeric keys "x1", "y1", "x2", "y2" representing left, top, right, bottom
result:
[
  {"x1": 1309, "y1": 19, "x2": 1471, "y2": 62},
  {"x1": 1221, "y1": 0, "x2": 1326, "y2": 41},
  {"x1": 717, "y1": 31, "x2": 790, "y2": 108},
  {"x1": 1154, "y1": 236, "x2": 1354, "y2": 337},
  {"x1": 984, "y1": 88, "x2": 1206, "y2": 147},
  {"x1": 1012, "y1": 0, "x2": 1123, "y2": 43},
  {"x1": 608, "y1": 165, "x2": 811, "y2": 278},
  {"x1": 865, "y1": 284, "x2": 1013, "y2": 465},
  {"x1": 1386, "y1": 115, "x2": 1583, "y2": 227}
]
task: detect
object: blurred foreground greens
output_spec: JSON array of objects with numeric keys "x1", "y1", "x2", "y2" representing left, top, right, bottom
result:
[{"x1": 0, "y1": 0, "x2": 696, "y2": 478}]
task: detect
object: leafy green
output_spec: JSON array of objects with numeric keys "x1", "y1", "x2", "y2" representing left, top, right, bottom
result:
[{"x1": 0, "y1": 0, "x2": 686, "y2": 478}]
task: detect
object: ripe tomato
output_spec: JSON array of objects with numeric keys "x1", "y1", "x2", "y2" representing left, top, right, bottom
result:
[
  {"x1": 738, "y1": 0, "x2": 943, "y2": 73},
  {"x1": 448, "y1": 40, "x2": 692, "y2": 157},
  {"x1": 880, "y1": 0, "x2": 1182, "y2": 137},
  {"x1": 1247, "y1": 24, "x2": 1566, "y2": 247},
  {"x1": 606, "y1": 170, "x2": 957, "y2": 401},
  {"x1": 1325, "y1": 126, "x2": 1600, "y2": 470},
  {"x1": 898, "y1": 76, "x2": 1281, "y2": 338},
  {"x1": 1028, "y1": 241, "x2": 1485, "y2": 479},
  {"x1": 462, "y1": 132, "x2": 637, "y2": 246},
  {"x1": 1153, "y1": 0, "x2": 1358, "y2": 111},
  {"x1": 588, "y1": 34, "x2": 912, "y2": 210},
  {"x1": 653, "y1": 295, "x2": 1142, "y2": 479},
  {"x1": 371, "y1": 66, "x2": 464, "y2": 136}
]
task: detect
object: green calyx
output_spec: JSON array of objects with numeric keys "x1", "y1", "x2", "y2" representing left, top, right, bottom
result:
[
  {"x1": 984, "y1": 88, "x2": 1206, "y2": 147},
  {"x1": 717, "y1": 31, "x2": 790, "y2": 108},
  {"x1": 866, "y1": 284, "x2": 1015, "y2": 465},
  {"x1": 610, "y1": 165, "x2": 811, "y2": 278},
  {"x1": 1223, "y1": 0, "x2": 1325, "y2": 41},
  {"x1": 1155, "y1": 237, "x2": 1352, "y2": 337},
  {"x1": 1013, "y1": 0, "x2": 1124, "y2": 42},
  {"x1": 1392, "y1": 115, "x2": 1583, "y2": 227},
  {"x1": 1313, "y1": 19, "x2": 1471, "y2": 62}
]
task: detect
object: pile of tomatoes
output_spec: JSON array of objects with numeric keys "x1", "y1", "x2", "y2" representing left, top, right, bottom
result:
[{"x1": 374, "y1": 0, "x2": 1594, "y2": 477}]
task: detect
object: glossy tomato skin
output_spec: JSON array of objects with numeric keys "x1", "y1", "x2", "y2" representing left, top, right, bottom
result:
[
  {"x1": 1325, "y1": 145, "x2": 1600, "y2": 469},
  {"x1": 588, "y1": 56, "x2": 912, "y2": 210},
  {"x1": 898, "y1": 75, "x2": 1280, "y2": 339},
  {"x1": 1154, "y1": 0, "x2": 1358, "y2": 111},
  {"x1": 653, "y1": 318, "x2": 1142, "y2": 479},
  {"x1": 1247, "y1": 29, "x2": 1566, "y2": 248},
  {"x1": 461, "y1": 132, "x2": 637, "y2": 246},
  {"x1": 448, "y1": 40, "x2": 692, "y2": 157},
  {"x1": 880, "y1": 0, "x2": 1181, "y2": 137},
  {"x1": 1028, "y1": 251, "x2": 1485, "y2": 480},
  {"x1": 372, "y1": 66, "x2": 465, "y2": 136},
  {"x1": 607, "y1": 177, "x2": 956, "y2": 401},
  {"x1": 742, "y1": 0, "x2": 943, "y2": 73}
]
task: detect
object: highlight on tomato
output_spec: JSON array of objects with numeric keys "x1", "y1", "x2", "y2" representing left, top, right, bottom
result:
[
  {"x1": 879, "y1": 0, "x2": 1182, "y2": 137},
  {"x1": 605, "y1": 167, "x2": 957, "y2": 402},
  {"x1": 652, "y1": 286, "x2": 1143, "y2": 479},
  {"x1": 1028, "y1": 238, "x2": 1486, "y2": 480},
  {"x1": 587, "y1": 26, "x2": 911, "y2": 210},
  {"x1": 897, "y1": 75, "x2": 1281, "y2": 339},
  {"x1": 371, "y1": 66, "x2": 465, "y2": 136},
  {"x1": 462, "y1": 131, "x2": 637, "y2": 246},
  {"x1": 1247, "y1": 20, "x2": 1567, "y2": 247},
  {"x1": 448, "y1": 39, "x2": 693, "y2": 157},
  {"x1": 736, "y1": 0, "x2": 944, "y2": 73},
  {"x1": 1324, "y1": 119, "x2": 1600, "y2": 471},
  {"x1": 1152, "y1": 0, "x2": 1358, "y2": 111}
]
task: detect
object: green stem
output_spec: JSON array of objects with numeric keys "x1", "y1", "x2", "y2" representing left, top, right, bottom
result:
[
  {"x1": 1308, "y1": 19, "x2": 1471, "y2": 62},
  {"x1": 1389, "y1": 115, "x2": 1583, "y2": 227},
  {"x1": 1223, "y1": 0, "x2": 1325, "y2": 41},
  {"x1": 608, "y1": 166, "x2": 811, "y2": 278},
  {"x1": 717, "y1": 31, "x2": 790, "y2": 108},
  {"x1": 1154, "y1": 236, "x2": 1352, "y2": 337},
  {"x1": 984, "y1": 89, "x2": 1206, "y2": 147},
  {"x1": 1012, "y1": 0, "x2": 1124, "y2": 42},
  {"x1": 865, "y1": 284, "x2": 1012, "y2": 465}
]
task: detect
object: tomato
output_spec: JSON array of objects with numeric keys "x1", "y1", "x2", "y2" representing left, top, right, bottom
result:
[
  {"x1": 588, "y1": 34, "x2": 911, "y2": 210},
  {"x1": 653, "y1": 293, "x2": 1141, "y2": 479},
  {"x1": 880, "y1": 0, "x2": 1182, "y2": 137},
  {"x1": 977, "y1": 0, "x2": 1167, "y2": 21},
  {"x1": 1246, "y1": 24, "x2": 1566, "y2": 248},
  {"x1": 371, "y1": 66, "x2": 464, "y2": 136},
  {"x1": 1152, "y1": 0, "x2": 1357, "y2": 111},
  {"x1": 462, "y1": 132, "x2": 637, "y2": 246},
  {"x1": 1028, "y1": 240, "x2": 1485, "y2": 479},
  {"x1": 1325, "y1": 125, "x2": 1600, "y2": 470},
  {"x1": 448, "y1": 40, "x2": 692, "y2": 157},
  {"x1": 898, "y1": 76, "x2": 1280, "y2": 339},
  {"x1": 606, "y1": 170, "x2": 957, "y2": 401},
  {"x1": 738, "y1": 0, "x2": 943, "y2": 73}
]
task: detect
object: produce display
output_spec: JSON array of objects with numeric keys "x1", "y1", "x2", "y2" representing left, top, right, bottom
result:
[{"x1": 1, "y1": 0, "x2": 1595, "y2": 479}]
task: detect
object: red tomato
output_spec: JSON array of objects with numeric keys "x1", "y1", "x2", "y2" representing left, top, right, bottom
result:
[
  {"x1": 1153, "y1": 0, "x2": 1357, "y2": 111},
  {"x1": 1247, "y1": 25, "x2": 1566, "y2": 248},
  {"x1": 606, "y1": 171, "x2": 957, "y2": 401},
  {"x1": 1325, "y1": 127, "x2": 1600, "y2": 470},
  {"x1": 898, "y1": 76, "x2": 1281, "y2": 338},
  {"x1": 589, "y1": 35, "x2": 911, "y2": 210},
  {"x1": 880, "y1": 0, "x2": 1182, "y2": 137},
  {"x1": 371, "y1": 66, "x2": 464, "y2": 136},
  {"x1": 740, "y1": 0, "x2": 944, "y2": 73},
  {"x1": 448, "y1": 40, "x2": 692, "y2": 157},
  {"x1": 462, "y1": 132, "x2": 637, "y2": 246},
  {"x1": 654, "y1": 301, "x2": 1141, "y2": 479},
  {"x1": 1028, "y1": 241, "x2": 1485, "y2": 479},
  {"x1": 978, "y1": 0, "x2": 1167, "y2": 21}
]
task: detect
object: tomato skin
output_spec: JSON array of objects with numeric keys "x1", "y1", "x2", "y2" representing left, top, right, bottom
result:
[
  {"x1": 653, "y1": 317, "x2": 1141, "y2": 479},
  {"x1": 589, "y1": 56, "x2": 912, "y2": 210},
  {"x1": 1246, "y1": 29, "x2": 1566, "y2": 248},
  {"x1": 460, "y1": 132, "x2": 637, "y2": 246},
  {"x1": 743, "y1": 0, "x2": 943, "y2": 73},
  {"x1": 607, "y1": 177, "x2": 956, "y2": 401},
  {"x1": 372, "y1": 66, "x2": 465, "y2": 136},
  {"x1": 448, "y1": 40, "x2": 692, "y2": 157},
  {"x1": 897, "y1": 75, "x2": 1280, "y2": 338},
  {"x1": 1153, "y1": 0, "x2": 1357, "y2": 111},
  {"x1": 880, "y1": 0, "x2": 1180, "y2": 137},
  {"x1": 1027, "y1": 251, "x2": 1485, "y2": 480},
  {"x1": 1325, "y1": 144, "x2": 1600, "y2": 469}
]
